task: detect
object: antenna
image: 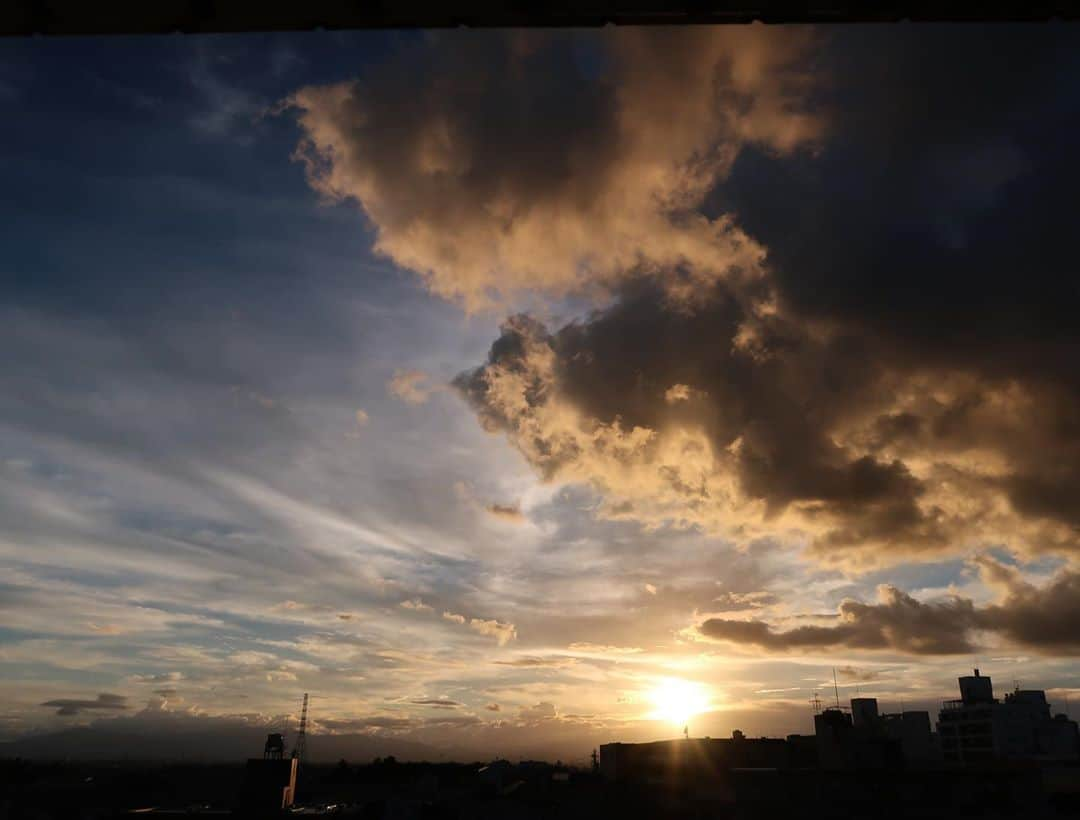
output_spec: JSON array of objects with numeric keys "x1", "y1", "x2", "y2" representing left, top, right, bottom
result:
[
  {"x1": 833, "y1": 668, "x2": 841, "y2": 709},
  {"x1": 291, "y1": 693, "x2": 309, "y2": 763}
]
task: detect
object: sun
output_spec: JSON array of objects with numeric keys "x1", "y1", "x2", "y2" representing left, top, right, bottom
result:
[{"x1": 647, "y1": 678, "x2": 711, "y2": 728}]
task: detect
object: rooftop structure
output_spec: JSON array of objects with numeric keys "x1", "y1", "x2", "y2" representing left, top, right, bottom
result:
[{"x1": 262, "y1": 732, "x2": 285, "y2": 761}]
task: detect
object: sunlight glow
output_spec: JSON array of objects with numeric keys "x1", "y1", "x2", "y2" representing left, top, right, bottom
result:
[{"x1": 646, "y1": 678, "x2": 711, "y2": 727}]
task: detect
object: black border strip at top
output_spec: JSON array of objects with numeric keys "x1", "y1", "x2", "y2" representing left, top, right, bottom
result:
[{"x1": 3, "y1": 0, "x2": 1080, "y2": 37}]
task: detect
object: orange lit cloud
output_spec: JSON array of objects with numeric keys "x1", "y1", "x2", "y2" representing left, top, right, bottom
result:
[{"x1": 288, "y1": 28, "x2": 824, "y2": 310}]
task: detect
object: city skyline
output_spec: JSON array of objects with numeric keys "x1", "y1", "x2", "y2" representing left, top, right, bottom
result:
[{"x1": 3, "y1": 24, "x2": 1080, "y2": 763}]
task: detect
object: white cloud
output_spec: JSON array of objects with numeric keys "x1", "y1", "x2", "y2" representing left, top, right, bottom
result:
[
  {"x1": 469, "y1": 618, "x2": 517, "y2": 646},
  {"x1": 387, "y1": 369, "x2": 437, "y2": 405}
]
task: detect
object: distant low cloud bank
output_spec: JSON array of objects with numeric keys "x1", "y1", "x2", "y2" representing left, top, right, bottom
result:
[
  {"x1": 40, "y1": 693, "x2": 128, "y2": 716},
  {"x1": 698, "y1": 555, "x2": 1080, "y2": 655}
]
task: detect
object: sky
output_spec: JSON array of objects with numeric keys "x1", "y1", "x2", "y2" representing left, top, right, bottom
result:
[{"x1": 2, "y1": 24, "x2": 1080, "y2": 764}]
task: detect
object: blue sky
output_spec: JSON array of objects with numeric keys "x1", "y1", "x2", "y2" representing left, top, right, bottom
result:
[{"x1": 3, "y1": 26, "x2": 1080, "y2": 762}]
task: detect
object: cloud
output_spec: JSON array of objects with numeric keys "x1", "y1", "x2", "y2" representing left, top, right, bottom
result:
[
  {"x1": 85, "y1": 622, "x2": 125, "y2": 635},
  {"x1": 455, "y1": 261, "x2": 1080, "y2": 568},
  {"x1": 518, "y1": 701, "x2": 558, "y2": 723},
  {"x1": 454, "y1": 298, "x2": 953, "y2": 565},
  {"x1": 975, "y1": 557, "x2": 1080, "y2": 651},
  {"x1": 277, "y1": 26, "x2": 1068, "y2": 570},
  {"x1": 485, "y1": 702, "x2": 501, "y2": 712},
  {"x1": 294, "y1": 26, "x2": 1080, "y2": 572},
  {"x1": 566, "y1": 642, "x2": 643, "y2": 655},
  {"x1": 664, "y1": 384, "x2": 695, "y2": 404},
  {"x1": 399, "y1": 598, "x2": 432, "y2": 612},
  {"x1": 710, "y1": 591, "x2": 779, "y2": 612},
  {"x1": 469, "y1": 618, "x2": 517, "y2": 646},
  {"x1": 355, "y1": 408, "x2": 370, "y2": 427},
  {"x1": 322, "y1": 713, "x2": 486, "y2": 733},
  {"x1": 387, "y1": 369, "x2": 437, "y2": 405},
  {"x1": 835, "y1": 666, "x2": 884, "y2": 683},
  {"x1": 41, "y1": 693, "x2": 129, "y2": 716},
  {"x1": 441, "y1": 611, "x2": 516, "y2": 645},
  {"x1": 485, "y1": 502, "x2": 525, "y2": 523},
  {"x1": 493, "y1": 655, "x2": 575, "y2": 668},
  {"x1": 696, "y1": 557, "x2": 1080, "y2": 656},
  {"x1": 410, "y1": 698, "x2": 463, "y2": 708},
  {"x1": 288, "y1": 28, "x2": 823, "y2": 310},
  {"x1": 697, "y1": 584, "x2": 980, "y2": 655},
  {"x1": 321, "y1": 715, "x2": 416, "y2": 732},
  {"x1": 14, "y1": 25, "x2": 1080, "y2": 753},
  {"x1": 422, "y1": 714, "x2": 484, "y2": 730},
  {"x1": 187, "y1": 45, "x2": 267, "y2": 140},
  {"x1": 132, "y1": 672, "x2": 183, "y2": 685}
]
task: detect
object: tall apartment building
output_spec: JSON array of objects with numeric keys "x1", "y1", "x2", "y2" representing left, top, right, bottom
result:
[{"x1": 937, "y1": 668, "x2": 1080, "y2": 763}]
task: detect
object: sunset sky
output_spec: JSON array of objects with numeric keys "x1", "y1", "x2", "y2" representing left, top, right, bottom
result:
[{"x1": 3, "y1": 25, "x2": 1080, "y2": 762}]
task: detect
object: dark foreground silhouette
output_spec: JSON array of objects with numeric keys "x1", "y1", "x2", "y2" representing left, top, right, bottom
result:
[{"x1": 5, "y1": 755, "x2": 1080, "y2": 819}]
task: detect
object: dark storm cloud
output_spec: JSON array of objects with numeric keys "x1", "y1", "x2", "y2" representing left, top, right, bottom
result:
[
  {"x1": 289, "y1": 27, "x2": 823, "y2": 309},
  {"x1": 975, "y1": 557, "x2": 1080, "y2": 651},
  {"x1": 717, "y1": 27, "x2": 1080, "y2": 378},
  {"x1": 449, "y1": 27, "x2": 1080, "y2": 567},
  {"x1": 454, "y1": 282, "x2": 955, "y2": 563},
  {"x1": 292, "y1": 25, "x2": 1080, "y2": 575},
  {"x1": 41, "y1": 693, "x2": 129, "y2": 716},
  {"x1": 712, "y1": 25, "x2": 1080, "y2": 533},
  {"x1": 698, "y1": 556, "x2": 1080, "y2": 656},
  {"x1": 454, "y1": 268, "x2": 1077, "y2": 564},
  {"x1": 698, "y1": 586, "x2": 979, "y2": 655}
]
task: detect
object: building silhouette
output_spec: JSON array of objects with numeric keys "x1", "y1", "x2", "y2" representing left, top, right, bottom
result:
[
  {"x1": 242, "y1": 734, "x2": 298, "y2": 812},
  {"x1": 938, "y1": 668, "x2": 1080, "y2": 763},
  {"x1": 812, "y1": 696, "x2": 936, "y2": 770},
  {"x1": 599, "y1": 667, "x2": 1078, "y2": 787}
]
